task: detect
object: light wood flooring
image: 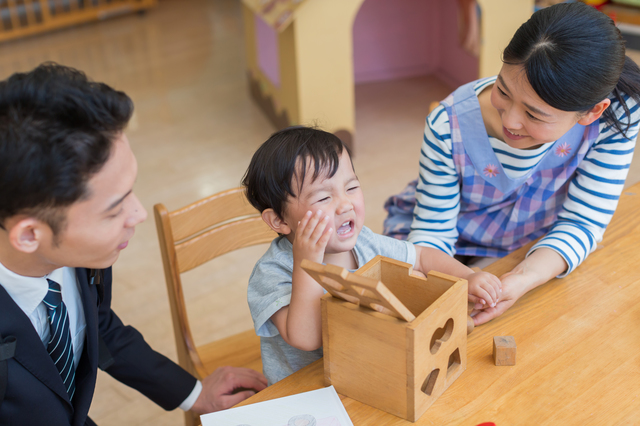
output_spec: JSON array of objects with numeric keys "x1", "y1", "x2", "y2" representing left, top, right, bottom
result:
[{"x1": 1, "y1": 1, "x2": 639, "y2": 424}]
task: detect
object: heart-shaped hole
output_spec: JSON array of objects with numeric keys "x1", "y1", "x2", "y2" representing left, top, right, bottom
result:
[{"x1": 429, "y1": 318, "x2": 454, "y2": 354}]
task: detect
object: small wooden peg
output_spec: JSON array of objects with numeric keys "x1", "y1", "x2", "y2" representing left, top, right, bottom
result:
[
  {"x1": 467, "y1": 316, "x2": 475, "y2": 335},
  {"x1": 493, "y1": 336, "x2": 516, "y2": 366}
]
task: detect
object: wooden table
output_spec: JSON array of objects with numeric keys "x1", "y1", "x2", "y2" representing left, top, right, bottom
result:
[{"x1": 238, "y1": 184, "x2": 640, "y2": 425}]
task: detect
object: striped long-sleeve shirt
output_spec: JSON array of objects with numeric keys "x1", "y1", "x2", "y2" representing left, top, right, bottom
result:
[{"x1": 408, "y1": 77, "x2": 639, "y2": 276}]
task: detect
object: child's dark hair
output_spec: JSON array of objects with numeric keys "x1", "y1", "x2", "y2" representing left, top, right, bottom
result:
[
  {"x1": 0, "y1": 62, "x2": 133, "y2": 234},
  {"x1": 503, "y1": 2, "x2": 640, "y2": 138},
  {"x1": 242, "y1": 126, "x2": 351, "y2": 218}
]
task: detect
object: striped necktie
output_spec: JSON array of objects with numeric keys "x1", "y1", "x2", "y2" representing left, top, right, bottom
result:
[{"x1": 43, "y1": 278, "x2": 76, "y2": 400}]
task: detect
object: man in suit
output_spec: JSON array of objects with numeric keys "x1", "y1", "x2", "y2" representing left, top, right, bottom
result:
[{"x1": 0, "y1": 63, "x2": 267, "y2": 425}]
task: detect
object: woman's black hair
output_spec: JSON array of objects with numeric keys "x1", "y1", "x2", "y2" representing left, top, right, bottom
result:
[
  {"x1": 242, "y1": 126, "x2": 351, "y2": 219},
  {"x1": 503, "y1": 2, "x2": 640, "y2": 138},
  {"x1": 0, "y1": 62, "x2": 134, "y2": 234}
]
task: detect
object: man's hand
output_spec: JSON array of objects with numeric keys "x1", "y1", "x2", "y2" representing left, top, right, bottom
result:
[{"x1": 190, "y1": 366, "x2": 268, "y2": 414}]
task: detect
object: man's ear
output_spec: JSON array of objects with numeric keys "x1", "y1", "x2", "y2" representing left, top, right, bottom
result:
[
  {"x1": 7, "y1": 217, "x2": 46, "y2": 254},
  {"x1": 261, "y1": 209, "x2": 292, "y2": 235},
  {"x1": 578, "y1": 98, "x2": 611, "y2": 126}
]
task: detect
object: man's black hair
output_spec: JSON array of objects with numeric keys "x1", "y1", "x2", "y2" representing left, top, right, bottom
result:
[
  {"x1": 242, "y1": 126, "x2": 351, "y2": 219},
  {"x1": 0, "y1": 62, "x2": 134, "y2": 234}
]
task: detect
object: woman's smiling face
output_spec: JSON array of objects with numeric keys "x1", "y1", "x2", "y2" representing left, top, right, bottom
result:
[{"x1": 490, "y1": 63, "x2": 587, "y2": 149}]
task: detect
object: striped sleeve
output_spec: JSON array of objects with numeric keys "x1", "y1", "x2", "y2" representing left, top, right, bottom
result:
[
  {"x1": 529, "y1": 95, "x2": 640, "y2": 277},
  {"x1": 407, "y1": 104, "x2": 461, "y2": 255}
]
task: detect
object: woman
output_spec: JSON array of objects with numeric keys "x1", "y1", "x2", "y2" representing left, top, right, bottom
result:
[{"x1": 383, "y1": 2, "x2": 640, "y2": 325}]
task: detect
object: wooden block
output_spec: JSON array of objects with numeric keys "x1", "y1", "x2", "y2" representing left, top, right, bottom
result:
[{"x1": 493, "y1": 336, "x2": 516, "y2": 366}]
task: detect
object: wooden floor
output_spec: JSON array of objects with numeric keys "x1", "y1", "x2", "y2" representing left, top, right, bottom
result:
[{"x1": 1, "y1": 1, "x2": 639, "y2": 425}]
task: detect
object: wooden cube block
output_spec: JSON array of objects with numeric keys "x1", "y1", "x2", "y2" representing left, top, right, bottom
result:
[
  {"x1": 493, "y1": 336, "x2": 516, "y2": 366},
  {"x1": 302, "y1": 256, "x2": 468, "y2": 422}
]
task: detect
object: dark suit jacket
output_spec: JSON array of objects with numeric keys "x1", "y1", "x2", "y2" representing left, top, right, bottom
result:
[{"x1": 0, "y1": 267, "x2": 197, "y2": 425}]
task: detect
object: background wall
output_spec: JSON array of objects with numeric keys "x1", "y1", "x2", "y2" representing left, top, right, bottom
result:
[{"x1": 353, "y1": 0, "x2": 477, "y2": 87}]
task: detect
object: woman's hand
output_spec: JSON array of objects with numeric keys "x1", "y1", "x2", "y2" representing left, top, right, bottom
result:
[
  {"x1": 470, "y1": 248, "x2": 568, "y2": 325},
  {"x1": 470, "y1": 269, "x2": 529, "y2": 325}
]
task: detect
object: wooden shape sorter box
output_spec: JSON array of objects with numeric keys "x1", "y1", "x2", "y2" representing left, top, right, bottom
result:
[{"x1": 301, "y1": 255, "x2": 468, "y2": 422}]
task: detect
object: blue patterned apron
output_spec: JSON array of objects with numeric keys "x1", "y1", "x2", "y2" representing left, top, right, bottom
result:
[{"x1": 384, "y1": 78, "x2": 600, "y2": 257}]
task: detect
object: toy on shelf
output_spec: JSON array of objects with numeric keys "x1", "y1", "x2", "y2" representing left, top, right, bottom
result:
[
  {"x1": 302, "y1": 255, "x2": 469, "y2": 422},
  {"x1": 241, "y1": 0, "x2": 533, "y2": 151},
  {"x1": 493, "y1": 336, "x2": 517, "y2": 366}
]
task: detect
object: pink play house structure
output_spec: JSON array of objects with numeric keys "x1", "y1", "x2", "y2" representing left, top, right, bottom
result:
[{"x1": 241, "y1": 0, "x2": 533, "y2": 150}]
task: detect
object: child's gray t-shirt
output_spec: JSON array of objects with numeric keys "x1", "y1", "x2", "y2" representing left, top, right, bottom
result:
[{"x1": 247, "y1": 225, "x2": 417, "y2": 385}]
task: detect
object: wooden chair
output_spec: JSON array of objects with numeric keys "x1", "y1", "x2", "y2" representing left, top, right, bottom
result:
[{"x1": 154, "y1": 187, "x2": 276, "y2": 426}]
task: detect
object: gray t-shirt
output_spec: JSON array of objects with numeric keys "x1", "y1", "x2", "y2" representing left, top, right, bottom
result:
[{"x1": 247, "y1": 225, "x2": 416, "y2": 384}]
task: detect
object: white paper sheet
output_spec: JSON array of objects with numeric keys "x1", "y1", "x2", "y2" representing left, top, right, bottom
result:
[{"x1": 200, "y1": 386, "x2": 354, "y2": 426}]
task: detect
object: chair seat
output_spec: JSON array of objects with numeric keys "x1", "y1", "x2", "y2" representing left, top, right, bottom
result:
[{"x1": 198, "y1": 330, "x2": 262, "y2": 377}]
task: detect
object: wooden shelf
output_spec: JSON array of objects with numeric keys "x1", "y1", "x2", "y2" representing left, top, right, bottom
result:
[
  {"x1": 601, "y1": 2, "x2": 640, "y2": 26},
  {"x1": 0, "y1": 0, "x2": 157, "y2": 43}
]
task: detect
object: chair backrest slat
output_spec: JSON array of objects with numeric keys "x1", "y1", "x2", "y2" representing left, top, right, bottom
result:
[
  {"x1": 175, "y1": 217, "x2": 275, "y2": 273},
  {"x1": 169, "y1": 187, "x2": 260, "y2": 242}
]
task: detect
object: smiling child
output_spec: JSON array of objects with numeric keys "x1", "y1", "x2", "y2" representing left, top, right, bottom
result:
[{"x1": 242, "y1": 127, "x2": 501, "y2": 384}]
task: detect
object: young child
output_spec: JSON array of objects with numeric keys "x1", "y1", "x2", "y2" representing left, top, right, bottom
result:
[{"x1": 243, "y1": 127, "x2": 501, "y2": 384}]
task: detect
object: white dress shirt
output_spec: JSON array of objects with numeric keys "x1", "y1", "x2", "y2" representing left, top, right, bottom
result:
[
  {"x1": 0, "y1": 262, "x2": 85, "y2": 369},
  {"x1": 0, "y1": 261, "x2": 201, "y2": 411}
]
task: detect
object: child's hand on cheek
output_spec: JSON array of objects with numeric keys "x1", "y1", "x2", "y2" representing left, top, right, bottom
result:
[
  {"x1": 467, "y1": 270, "x2": 502, "y2": 308},
  {"x1": 292, "y1": 210, "x2": 333, "y2": 265},
  {"x1": 283, "y1": 210, "x2": 333, "y2": 351}
]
